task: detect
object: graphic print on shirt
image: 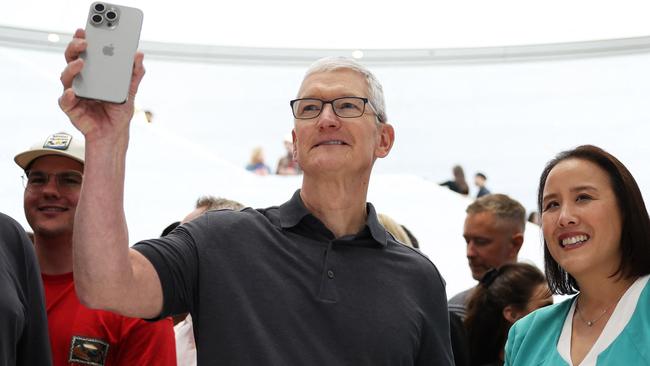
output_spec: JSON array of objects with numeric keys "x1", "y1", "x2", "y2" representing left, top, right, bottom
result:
[{"x1": 68, "y1": 336, "x2": 109, "y2": 366}]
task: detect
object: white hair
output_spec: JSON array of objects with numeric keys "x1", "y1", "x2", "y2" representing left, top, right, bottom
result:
[{"x1": 303, "y1": 57, "x2": 387, "y2": 123}]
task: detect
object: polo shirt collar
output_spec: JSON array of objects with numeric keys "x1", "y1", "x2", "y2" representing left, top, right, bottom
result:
[{"x1": 279, "y1": 190, "x2": 388, "y2": 247}]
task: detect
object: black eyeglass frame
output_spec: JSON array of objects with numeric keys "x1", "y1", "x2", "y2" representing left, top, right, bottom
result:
[{"x1": 289, "y1": 96, "x2": 381, "y2": 122}]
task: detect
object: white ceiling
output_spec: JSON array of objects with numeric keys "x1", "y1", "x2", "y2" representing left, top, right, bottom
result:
[{"x1": 4, "y1": 0, "x2": 650, "y2": 49}]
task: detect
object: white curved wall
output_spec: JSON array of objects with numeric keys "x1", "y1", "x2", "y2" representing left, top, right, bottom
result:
[{"x1": 2, "y1": 44, "x2": 648, "y2": 296}]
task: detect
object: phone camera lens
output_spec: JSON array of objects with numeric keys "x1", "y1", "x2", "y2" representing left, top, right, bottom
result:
[
  {"x1": 91, "y1": 14, "x2": 103, "y2": 24},
  {"x1": 105, "y1": 11, "x2": 117, "y2": 20},
  {"x1": 93, "y1": 3, "x2": 105, "y2": 12}
]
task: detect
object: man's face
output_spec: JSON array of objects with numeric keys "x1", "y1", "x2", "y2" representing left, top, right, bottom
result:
[
  {"x1": 463, "y1": 211, "x2": 520, "y2": 280},
  {"x1": 23, "y1": 155, "x2": 83, "y2": 239},
  {"x1": 292, "y1": 69, "x2": 393, "y2": 177}
]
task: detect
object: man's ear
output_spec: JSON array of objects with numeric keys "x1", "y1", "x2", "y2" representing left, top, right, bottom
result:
[
  {"x1": 291, "y1": 130, "x2": 298, "y2": 161},
  {"x1": 375, "y1": 123, "x2": 394, "y2": 159},
  {"x1": 503, "y1": 305, "x2": 522, "y2": 324},
  {"x1": 509, "y1": 232, "x2": 524, "y2": 258}
]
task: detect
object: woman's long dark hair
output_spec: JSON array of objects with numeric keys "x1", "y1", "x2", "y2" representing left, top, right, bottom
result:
[
  {"x1": 464, "y1": 263, "x2": 546, "y2": 366},
  {"x1": 453, "y1": 165, "x2": 469, "y2": 195}
]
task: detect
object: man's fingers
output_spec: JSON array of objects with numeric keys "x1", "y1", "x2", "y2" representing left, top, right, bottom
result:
[
  {"x1": 59, "y1": 89, "x2": 92, "y2": 133},
  {"x1": 74, "y1": 28, "x2": 86, "y2": 39},
  {"x1": 64, "y1": 37, "x2": 88, "y2": 63},
  {"x1": 60, "y1": 58, "x2": 84, "y2": 89},
  {"x1": 59, "y1": 88, "x2": 81, "y2": 117},
  {"x1": 128, "y1": 52, "x2": 146, "y2": 100}
]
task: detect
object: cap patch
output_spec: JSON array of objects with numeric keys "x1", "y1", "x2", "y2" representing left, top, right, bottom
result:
[
  {"x1": 68, "y1": 336, "x2": 109, "y2": 366},
  {"x1": 44, "y1": 133, "x2": 73, "y2": 151}
]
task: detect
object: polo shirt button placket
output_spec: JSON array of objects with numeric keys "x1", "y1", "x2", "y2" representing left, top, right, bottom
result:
[
  {"x1": 317, "y1": 241, "x2": 339, "y2": 302},
  {"x1": 327, "y1": 270, "x2": 335, "y2": 279}
]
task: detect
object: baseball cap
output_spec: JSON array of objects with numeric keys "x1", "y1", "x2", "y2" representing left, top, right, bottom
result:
[{"x1": 14, "y1": 132, "x2": 85, "y2": 170}]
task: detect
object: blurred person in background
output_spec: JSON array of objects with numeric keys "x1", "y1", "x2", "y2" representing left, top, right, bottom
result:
[
  {"x1": 505, "y1": 145, "x2": 650, "y2": 365},
  {"x1": 276, "y1": 133, "x2": 302, "y2": 175},
  {"x1": 378, "y1": 213, "x2": 413, "y2": 247},
  {"x1": 173, "y1": 196, "x2": 244, "y2": 366},
  {"x1": 181, "y1": 195, "x2": 245, "y2": 224},
  {"x1": 475, "y1": 172, "x2": 491, "y2": 198},
  {"x1": 449, "y1": 194, "x2": 526, "y2": 319},
  {"x1": 527, "y1": 211, "x2": 540, "y2": 225},
  {"x1": 246, "y1": 146, "x2": 271, "y2": 176},
  {"x1": 465, "y1": 263, "x2": 552, "y2": 366},
  {"x1": 440, "y1": 164, "x2": 469, "y2": 196},
  {"x1": 401, "y1": 224, "x2": 420, "y2": 249},
  {"x1": 161, "y1": 196, "x2": 244, "y2": 239}
]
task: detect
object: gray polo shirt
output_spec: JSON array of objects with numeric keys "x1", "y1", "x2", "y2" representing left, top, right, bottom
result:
[{"x1": 134, "y1": 190, "x2": 453, "y2": 365}]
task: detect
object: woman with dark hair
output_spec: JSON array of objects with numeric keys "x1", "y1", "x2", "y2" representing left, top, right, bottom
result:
[
  {"x1": 505, "y1": 145, "x2": 650, "y2": 365},
  {"x1": 440, "y1": 165, "x2": 470, "y2": 195},
  {"x1": 465, "y1": 263, "x2": 552, "y2": 366}
]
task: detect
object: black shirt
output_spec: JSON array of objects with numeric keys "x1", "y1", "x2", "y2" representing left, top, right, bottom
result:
[
  {"x1": 0, "y1": 213, "x2": 52, "y2": 366},
  {"x1": 134, "y1": 190, "x2": 453, "y2": 365}
]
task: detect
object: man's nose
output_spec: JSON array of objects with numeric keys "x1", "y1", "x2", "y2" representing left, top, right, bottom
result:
[
  {"x1": 466, "y1": 242, "x2": 477, "y2": 257},
  {"x1": 316, "y1": 103, "x2": 341, "y2": 130},
  {"x1": 41, "y1": 174, "x2": 61, "y2": 197}
]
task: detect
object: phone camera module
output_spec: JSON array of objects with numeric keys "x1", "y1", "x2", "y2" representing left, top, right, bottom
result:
[
  {"x1": 105, "y1": 10, "x2": 117, "y2": 20},
  {"x1": 91, "y1": 14, "x2": 103, "y2": 24},
  {"x1": 93, "y1": 3, "x2": 106, "y2": 13}
]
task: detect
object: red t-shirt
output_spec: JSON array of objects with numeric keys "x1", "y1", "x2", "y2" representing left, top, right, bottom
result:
[{"x1": 43, "y1": 273, "x2": 176, "y2": 366}]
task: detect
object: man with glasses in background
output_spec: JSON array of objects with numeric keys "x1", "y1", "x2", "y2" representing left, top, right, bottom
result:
[
  {"x1": 59, "y1": 29, "x2": 453, "y2": 365},
  {"x1": 14, "y1": 132, "x2": 177, "y2": 366}
]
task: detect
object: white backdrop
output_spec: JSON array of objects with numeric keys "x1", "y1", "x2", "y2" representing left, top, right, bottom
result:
[
  {"x1": 2, "y1": 0, "x2": 650, "y2": 48},
  {"x1": 1, "y1": 44, "x2": 648, "y2": 297}
]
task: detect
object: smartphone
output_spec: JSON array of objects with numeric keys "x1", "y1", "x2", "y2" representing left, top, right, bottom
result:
[{"x1": 73, "y1": 2, "x2": 143, "y2": 104}]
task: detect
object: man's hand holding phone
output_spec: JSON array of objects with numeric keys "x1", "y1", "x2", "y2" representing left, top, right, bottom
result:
[
  {"x1": 56, "y1": 12, "x2": 162, "y2": 327},
  {"x1": 60, "y1": 2, "x2": 144, "y2": 143},
  {"x1": 59, "y1": 28, "x2": 145, "y2": 143}
]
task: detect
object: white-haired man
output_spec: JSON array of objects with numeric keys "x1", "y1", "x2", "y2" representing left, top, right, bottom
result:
[{"x1": 58, "y1": 29, "x2": 453, "y2": 365}]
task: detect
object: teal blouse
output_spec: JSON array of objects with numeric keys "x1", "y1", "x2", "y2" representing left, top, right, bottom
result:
[{"x1": 504, "y1": 278, "x2": 650, "y2": 365}]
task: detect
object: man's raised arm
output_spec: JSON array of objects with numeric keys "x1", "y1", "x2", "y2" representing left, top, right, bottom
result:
[{"x1": 59, "y1": 28, "x2": 162, "y2": 319}]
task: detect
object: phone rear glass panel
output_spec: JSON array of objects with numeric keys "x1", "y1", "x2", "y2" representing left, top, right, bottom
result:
[{"x1": 73, "y1": 2, "x2": 143, "y2": 103}]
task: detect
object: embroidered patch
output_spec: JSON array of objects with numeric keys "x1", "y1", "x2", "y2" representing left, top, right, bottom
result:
[
  {"x1": 43, "y1": 133, "x2": 73, "y2": 151},
  {"x1": 68, "y1": 336, "x2": 109, "y2": 366}
]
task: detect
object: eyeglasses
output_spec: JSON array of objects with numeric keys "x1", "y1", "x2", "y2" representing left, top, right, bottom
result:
[
  {"x1": 290, "y1": 97, "x2": 377, "y2": 121},
  {"x1": 22, "y1": 170, "x2": 83, "y2": 193}
]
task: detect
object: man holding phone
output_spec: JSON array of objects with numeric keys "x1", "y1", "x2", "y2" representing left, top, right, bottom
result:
[{"x1": 59, "y1": 29, "x2": 453, "y2": 365}]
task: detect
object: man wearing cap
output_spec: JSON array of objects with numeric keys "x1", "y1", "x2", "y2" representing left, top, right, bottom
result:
[
  {"x1": 15, "y1": 132, "x2": 177, "y2": 366},
  {"x1": 58, "y1": 29, "x2": 453, "y2": 365}
]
